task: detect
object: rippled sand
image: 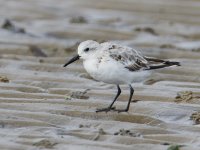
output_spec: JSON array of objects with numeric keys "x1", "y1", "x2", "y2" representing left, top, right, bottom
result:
[{"x1": 0, "y1": 0, "x2": 200, "y2": 149}]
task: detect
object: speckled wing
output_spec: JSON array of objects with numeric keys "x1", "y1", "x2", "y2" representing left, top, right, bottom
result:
[{"x1": 101, "y1": 43, "x2": 149, "y2": 71}]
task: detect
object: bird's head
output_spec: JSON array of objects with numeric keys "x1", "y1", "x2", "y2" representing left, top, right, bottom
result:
[{"x1": 63, "y1": 40, "x2": 100, "y2": 67}]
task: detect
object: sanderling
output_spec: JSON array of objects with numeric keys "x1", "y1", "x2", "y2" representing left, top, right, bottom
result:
[{"x1": 63, "y1": 40, "x2": 180, "y2": 112}]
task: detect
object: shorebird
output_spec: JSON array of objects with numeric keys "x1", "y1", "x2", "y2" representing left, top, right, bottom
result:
[{"x1": 63, "y1": 40, "x2": 180, "y2": 112}]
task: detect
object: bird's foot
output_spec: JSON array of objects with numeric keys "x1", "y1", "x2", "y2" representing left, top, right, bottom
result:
[{"x1": 96, "y1": 107, "x2": 116, "y2": 113}]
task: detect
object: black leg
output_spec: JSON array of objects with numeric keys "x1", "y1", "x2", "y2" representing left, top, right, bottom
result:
[
  {"x1": 117, "y1": 84, "x2": 134, "y2": 113},
  {"x1": 96, "y1": 85, "x2": 121, "y2": 113}
]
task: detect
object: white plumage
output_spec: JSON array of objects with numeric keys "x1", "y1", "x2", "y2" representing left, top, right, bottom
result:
[{"x1": 64, "y1": 40, "x2": 180, "y2": 112}]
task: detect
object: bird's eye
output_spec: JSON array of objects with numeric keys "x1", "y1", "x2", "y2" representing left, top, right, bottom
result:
[{"x1": 84, "y1": 48, "x2": 89, "y2": 52}]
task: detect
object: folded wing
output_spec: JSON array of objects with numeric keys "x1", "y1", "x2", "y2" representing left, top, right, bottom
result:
[{"x1": 104, "y1": 43, "x2": 180, "y2": 71}]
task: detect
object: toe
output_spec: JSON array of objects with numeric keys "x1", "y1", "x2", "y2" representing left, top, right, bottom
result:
[{"x1": 96, "y1": 107, "x2": 116, "y2": 113}]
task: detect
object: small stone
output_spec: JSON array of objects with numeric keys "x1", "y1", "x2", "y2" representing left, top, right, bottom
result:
[
  {"x1": 33, "y1": 139, "x2": 57, "y2": 148},
  {"x1": 0, "y1": 76, "x2": 9, "y2": 83},
  {"x1": 70, "y1": 16, "x2": 88, "y2": 24},
  {"x1": 134, "y1": 27, "x2": 158, "y2": 35},
  {"x1": 190, "y1": 112, "x2": 200, "y2": 124},
  {"x1": 79, "y1": 124, "x2": 84, "y2": 128},
  {"x1": 99, "y1": 128, "x2": 106, "y2": 135}
]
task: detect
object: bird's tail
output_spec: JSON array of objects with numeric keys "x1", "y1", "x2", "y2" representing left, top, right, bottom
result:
[
  {"x1": 146, "y1": 61, "x2": 181, "y2": 70},
  {"x1": 164, "y1": 61, "x2": 181, "y2": 66}
]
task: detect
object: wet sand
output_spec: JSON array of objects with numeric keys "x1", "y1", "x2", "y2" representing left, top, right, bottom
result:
[{"x1": 0, "y1": 0, "x2": 200, "y2": 149}]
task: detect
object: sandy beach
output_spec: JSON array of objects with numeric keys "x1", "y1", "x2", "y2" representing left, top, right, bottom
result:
[{"x1": 0, "y1": 0, "x2": 200, "y2": 149}]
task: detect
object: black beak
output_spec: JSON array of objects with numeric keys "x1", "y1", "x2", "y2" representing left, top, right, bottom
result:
[{"x1": 63, "y1": 54, "x2": 80, "y2": 67}]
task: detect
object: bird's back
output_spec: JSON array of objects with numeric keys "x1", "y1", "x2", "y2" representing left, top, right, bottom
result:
[{"x1": 100, "y1": 42, "x2": 180, "y2": 72}]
